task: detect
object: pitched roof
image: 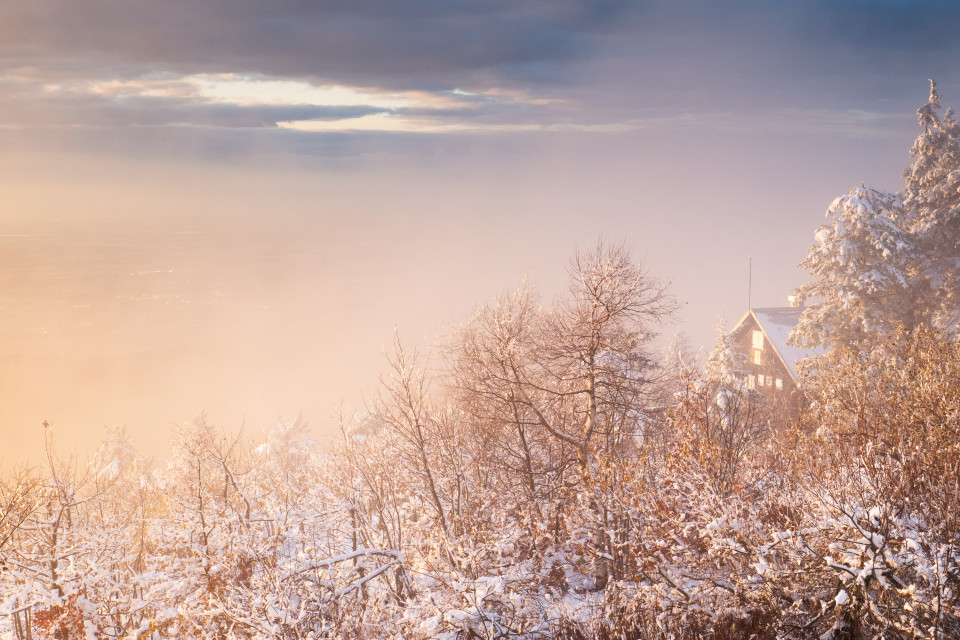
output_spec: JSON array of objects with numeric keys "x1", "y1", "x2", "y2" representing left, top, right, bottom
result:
[{"x1": 732, "y1": 307, "x2": 825, "y2": 381}]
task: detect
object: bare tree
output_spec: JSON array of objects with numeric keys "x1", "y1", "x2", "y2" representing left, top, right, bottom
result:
[
  {"x1": 451, "y1": 284, "x2": 562, "y2": 549},
  {"x1": 453, "y1": 241, "x2": 676, "y2": 589},
  {"x1": 367, "y1": 335, "x2": 468, "y2": 547},
  {"x1": 670, "y1": 374, "x2": 773, "y2": 497},
  {"x1": 0, "y1": 469, "x2": 38, "y2": 556}
]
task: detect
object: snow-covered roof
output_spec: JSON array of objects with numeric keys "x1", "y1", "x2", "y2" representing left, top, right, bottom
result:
[{"x1": 732, "y1": 307, "x2": 825, "y2": 381}]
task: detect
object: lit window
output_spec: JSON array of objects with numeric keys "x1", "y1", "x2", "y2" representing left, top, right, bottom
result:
[
  {"x1": 758, "y1": 374, "x2": 765, "y2": 386},
  {"x1": 752, "y1": 330, "x2": 764, "y2": 350},
  {"x1": 776, "y1": 378, "x2": 783, "y2": 390},
  {"x1": 766, "y1": 376, "x2": 772, "y2": 387},
  {"x1": 753, "y1": 350, "x2": 762, "y2": 365},
  {"x1": 747, "y1": 375, "x2": 755, "y2": 390}
]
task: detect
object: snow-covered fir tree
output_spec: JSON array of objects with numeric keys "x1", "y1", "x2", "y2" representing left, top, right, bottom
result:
[
  {"x1": 661, "y1": 327, "x2": 699, "y2": 396},
  {"x1": 902, "y1": 79, "x2": 960, "y2": 329},
  {"x1": 706, "y1": 317, "x2": 745, "y2": 386},
  {"x1": 793, "y1": 83, "x2": 960, "y2": 350},
  {"x1": 791, "y1": 186, "x2": 917, "y2": 350}
]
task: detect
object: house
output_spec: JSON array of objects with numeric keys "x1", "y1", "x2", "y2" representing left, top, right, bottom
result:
[{"x1": 728, "y1": 306, "x2": 824, "y2": 405}]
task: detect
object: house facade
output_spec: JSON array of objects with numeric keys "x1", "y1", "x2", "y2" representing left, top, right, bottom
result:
[{"x1": 728, "y1": 307, "x2": 823, "y2": 410}]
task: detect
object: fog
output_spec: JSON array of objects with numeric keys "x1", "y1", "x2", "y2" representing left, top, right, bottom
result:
[
  {"x1": 0, "y1": 117, "x2": 916, "y2": 469},
  {"x1": 0, "y1": 145, "x2": 572, "y2": 466}
]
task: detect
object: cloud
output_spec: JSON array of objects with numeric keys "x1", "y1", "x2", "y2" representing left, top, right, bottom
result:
[
  {"x1": 2, "y1": 0, "x2": 960, "y2": 144},
  {"x1": 0, "y1": 80, "x2": 392, "y2": 129},
  {"x1": 0, "y1": 69, "x2": 579, "y2": 132},
  {"x1": 0, "y1": 0, "x2": 637, "y2": 90}
]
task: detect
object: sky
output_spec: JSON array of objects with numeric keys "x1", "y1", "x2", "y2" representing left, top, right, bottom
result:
[{"x1": 1, "y1": 0, "x2": 959, "y2": 467}]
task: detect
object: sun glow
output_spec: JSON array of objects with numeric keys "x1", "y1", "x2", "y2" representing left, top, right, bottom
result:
[
  {"x1": 192, "y1": 74, "x2": 416, "y2": 109},
  {"x1": 4, "y1": 69, "x2": 577, "y2": 133}
]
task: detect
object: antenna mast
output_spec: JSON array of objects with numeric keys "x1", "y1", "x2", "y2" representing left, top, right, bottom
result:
[{"x1": 748, "y1": 256, "x2": 752, "y2": 310}]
